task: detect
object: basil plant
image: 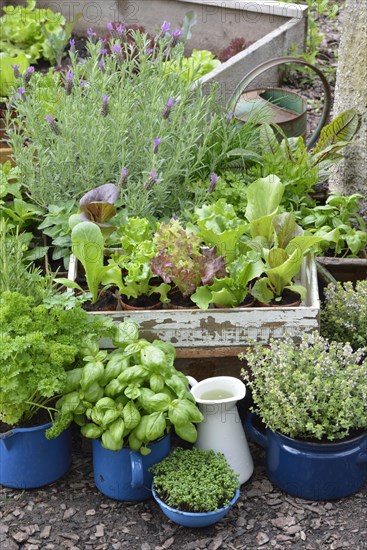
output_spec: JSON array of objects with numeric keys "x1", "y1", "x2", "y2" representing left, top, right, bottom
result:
[{"x1": 47, "y1": 322, "x2": 203, "y2": 454}]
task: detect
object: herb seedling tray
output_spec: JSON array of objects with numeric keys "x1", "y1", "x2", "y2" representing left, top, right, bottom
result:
[{"x1": 68, "y1": 254, "x2": 320, "y2": 358}]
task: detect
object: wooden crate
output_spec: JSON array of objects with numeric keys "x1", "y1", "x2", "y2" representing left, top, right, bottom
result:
[{"x1": 68, "y1": 254, "x2": 320, "y2": 358}]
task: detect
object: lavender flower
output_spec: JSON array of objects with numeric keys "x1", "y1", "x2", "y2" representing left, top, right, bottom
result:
[
  {"x1": 80, "y1": 79, "x2": 87, "y2": 89},
  {"x1": 171, "y1": 28, "x2": 182, "y2": 47},
  {"x1": 208, "y1": 172, "x2": 219, "y2": 193},
  {"x1": 87, "y1": 28, "x2": 97, "y2": 40},
  {"x1": 144, "y1": 169, "x2": 158, "y2": 189},
  {"x1": 227, "y1": 111, "x2": 234, "y2": 121},
  {"x1": 162, "y1": 97, "x2": 175, "y2": 119},
  {"x1": 119, "y1": 166, "x2": 128, "y2": 187},
  {"x1": 11, "y1": 64, "x2": 21, "y2": 79},
  {"x1": 100, "y1": 48, "x2": 108, "y2": 55},
  {"x1": 98, "y1": 60, "x2": 105, "y2": 72},
  {"x1": 146, "y1": 47, "x2": 154, "y2": 55},
  {"x1": 113, "y1": 43, "x2": 123, "y2": 64},
  {"x1": 17, "y1": 87, "x2": 26, "y2": 101},
  {"x1": 161, "y1": 21, "x2": 171, "y2": 33},
  {"x1": 69, "y1": 38, "x2": 76, "y2": 52},
  {"x1": 65, "y1": 70, "x2": 74, "y2": 95},
  {"x1": 24, "y1": 66, "x2": 35, "y2": 84},
  {"x1": 116, "y1": 23, "x2": 125, "y2": 35},
  {"x1": 153, "y1": 138, "x2": 161, "y2": 154},
  {"x1": 101, "y1": 95, "x2": 109, "y2": 117},
  {"x1": 107, "y1": 22, "x2": 114, "y2": 32},
  {"x1": 45, "y1": 114, "x2": 61, "y2": 135}
]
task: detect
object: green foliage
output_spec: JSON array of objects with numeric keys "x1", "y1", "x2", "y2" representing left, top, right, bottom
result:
[
  {"x1": 0, "y1": 161, "x2": 22, "y2": 201},
  {"x1": 48, "y1": 322, "x2": 203, "y2": 452},
  {"x1": 165, "y1": 49, "x2": 221, "y2": 82},
  {"x1": 0, "y1": 52, "x2": 29, "y2": 98},
  {"x1": 38, "y1": 200, "x2": 77, "y2": 270},
  {"x1": 151, "y1": 447, "x2": 239, "y2": 512},
  {"x1": 321, "y1": 281, "x2": 367, "y2": 351},
  {"x1": 241, "y1": 332, "x2": 367, "y2": 441},
  {"x1": 300, "y1": 192, "x2": 367, "y2": 257},
  {"x1": 0, "y1": 0, "x2": 74, "y2": 65},
  {"x1": 0, "y1": 291, "x2": 112, "y2": 426},
  {"x1": 8, "y1": 29, "x2": 259, "y2": 217}
]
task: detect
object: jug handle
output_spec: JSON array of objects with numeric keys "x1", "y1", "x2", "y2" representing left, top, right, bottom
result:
[
  {"x1": 244, "y1": 413, "x2": 268, "y2": 449},
  {"x1": 130, "y1": 451, "x2": 144, "y2": 488},
  {"x1": 186, "y1": 375, "x2": 198, "y2": 388},
  {"x1": 357, "y1": 453, "x2": 367, "y2": 465},
  {"x1": 0, "y1": 429, "x2": 15, "y2": 450},
  {"x1": 227, "y1": 56, "x2": 332, "y2": 150}
]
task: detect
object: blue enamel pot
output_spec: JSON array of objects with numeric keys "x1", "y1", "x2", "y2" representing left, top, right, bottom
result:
[
  {"x1": 152, "y1": 486, "x2": 240, "y2": 527},
  {"x1": 0, "y1": 423, "x2": 72, "y2": 489},
  {"x1": 92, "y1": 433, "x2": 171, "y2": 501},
  {"x1": 245, "y1": 413, "x2": 367, "y2": 500}
]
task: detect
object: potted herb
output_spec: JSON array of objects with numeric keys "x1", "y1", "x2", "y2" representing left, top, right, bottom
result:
[
  {"x1": 320, "y1": 280, "x2": 367, "y2": 351},
  {"x1": 48, "y1": 321, "x2": 203, "y2": 501},
  {"x1": 151, "y1": 447, "x2": 240, "y2": 527},
  {"x1": 0, "y1": 290, "x2": 112, "y2": 489},
  {"x1": 241, "y1": 332, "x2": 367, "y2": 500}
]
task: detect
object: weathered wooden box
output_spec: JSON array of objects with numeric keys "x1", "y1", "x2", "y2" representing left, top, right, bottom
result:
[
  {"x1": 69, "y1": 255, "x2": 320, "y2": 357},
  {"x1": 8, "y1": 0, "x2": 308, "y2": 103}
]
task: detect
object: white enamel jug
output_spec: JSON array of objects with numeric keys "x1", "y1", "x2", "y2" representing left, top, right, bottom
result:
[{"x1": 187, "y1": 375, "x2": 254, "y2": 485}]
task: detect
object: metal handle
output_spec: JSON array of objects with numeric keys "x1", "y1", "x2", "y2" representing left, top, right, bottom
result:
[
  {"x1": 130, "y1": 451, "x2": 144, "y2": 488},
  {"x1": 228, "y1": 56, "x2": 332, "y2": 149}
]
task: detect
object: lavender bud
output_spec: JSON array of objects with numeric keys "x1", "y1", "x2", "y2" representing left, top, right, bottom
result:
[
  {"x1": 98, "y1": 60, "x2": 105, "y2": 72},
  {"x1": 69, "y1": 39, "x2": 76, "y2": 52},
  {"x1": 227, "y1": 111, "x2": 234, "y2": 122},
  {"x1": 119, "y1": 166, "x2": 128, "y2": 187},
  {"x1": 161, "y1": 21, "x2": 171, "y2": 34},
  {"x1": 208, "y1": 172, "x2": 219, "y2": 193},
  {"x1": 24, "y1": 66, "x2": 35, "y2": 84},
  {"x1": 11, "y1": 64, "x2": 21, "y2": 79},
  {"x1": 162, "y1": 96, "x2": 174, "y2": 119},
  {"x1": 153, "y1": 138, "x2": 161, "y2": 154},
  {"x1": 144, "y1": 169, "x2": 158, "y2": 190},
  {"x1": 113, "y1": 43, "x2": 123, "y2": 65},
  {"x1": 107, "y1": 22, "x2": 114, "y2": 32},
  {"x1": 116, "y1": 23, "x2": 125, "y2": 36},
  {"x1": 65, "y1": 70, "x2": 74, "y2": 95},
  {"x1": 171, "y1": 28, "x2": 182, "y2": 47},
  {"x1": 80, "y1": 79, "x2": 87, "y2": 89},
  {"x1": 45, "y1": 114, "x2": 61, "y2": 135},
  {"x1": 17, "y1": 87, "x2": 26, "y2": 101},
  {"x1": 101, "y1": 95, "x2": 109, "y2": 117},
  {"x1": 100, "y1": 48, "x2": 107, "y2": 55},
  {"x1": 146, "y1": 47, "x2": 154, "y2": 55},
  {"x1": 87, "y1": 28, "x2": 97, "y2": 41}
]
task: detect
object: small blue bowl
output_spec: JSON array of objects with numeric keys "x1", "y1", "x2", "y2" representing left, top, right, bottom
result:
[{"x1": 152, "y1": 486, "x2": 240, "y2": 528}]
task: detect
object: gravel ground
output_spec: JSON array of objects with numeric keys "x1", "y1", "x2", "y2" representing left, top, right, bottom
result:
[
  {"x1": 1, "y1": 440, "x2": 366, "y2": 550},
  {"x1": 2, "y1": 3, "x2": 366, "y2": 549}
]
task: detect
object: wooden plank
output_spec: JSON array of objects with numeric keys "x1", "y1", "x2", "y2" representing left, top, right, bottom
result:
[{"x1": 70, "y1": 255, "x2": 320, "y2": 353}]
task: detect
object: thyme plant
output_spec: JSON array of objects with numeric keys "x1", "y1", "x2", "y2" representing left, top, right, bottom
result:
[{"x1": 241, "y1": 332, "x2": 367, "y2": 441}]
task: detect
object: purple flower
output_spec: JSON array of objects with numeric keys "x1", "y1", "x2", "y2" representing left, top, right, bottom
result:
[
  {"x1": 107, "y1": 22, "x2": 114, "y2": 32},
  {"x1": 98, "y1": 60, "x2": 105, "y2": 72},
  {"x1": 24, "y1": 65, "x2": 35, "y2": 84},
  {"x1": 11, "y1": 64, "x2": 21, "y2": 79},
  {"x1": 69, "y1": 39, "x2": 76, "y2": 52},
  {"x1": 119, "y1": 166, "x2": 128, "y2": 187},
  {"x1": 65, "y1": 70, "x2": 74, "y2": 95},
  {"x1": 171, "y1": 28, "x2": 182, "y2": 47},
  {"x1": 208, "y1": 172, "x2": 219, "y2": 193},
  {"x1": 146, "y1": 47, "x2": 154, "y2": 55},
  {"x1": 80, "y1": 79, "x2": 87, "y2": 89},
  {"x1": 153, "y1": 138, "x2": 161, "y2": 154},
  {"x1": 101, "y1": 94, "x2": 109, "y2": 117},
  {"x1": 17, "y1": 86, "x2": 26, "y2": 102},
  {"x1": 144, "y1": 169, "x2": 158, "y2": 189},
  {"x1": 227, "y1": 111, "x2": 234, "y2": 121},
  {"x1": 113, "y1": 43, "x2": 122, "y2": 54},
  {"x1": 162, "y1": 97, "x2": 175, "y2": 119},
  {"x1": 161, "y1": 21, "x2": 171, "y2": 33},
  {"x1": 87, "y1": 28, "x2": 97, "y2": 38},
  {"x1": 116, "y1": 23, "x2": 125, "y2": 35},
  {"x1": 45, "y1": 114, "x2": 61, "y2": 135},
  {"x1": 100, "y1": 48, "x2": 107, "y2": 55}
]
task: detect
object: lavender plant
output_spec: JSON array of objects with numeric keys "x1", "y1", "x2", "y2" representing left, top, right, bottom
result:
[
  {"x1": 8, "y1": 25, "x2": 259, "y2": 219},
  {"x1": 241, "y1": 332, "x2": 367, "y2": 441}
]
